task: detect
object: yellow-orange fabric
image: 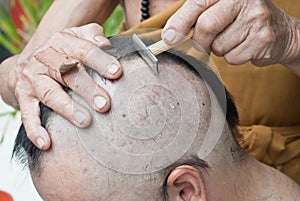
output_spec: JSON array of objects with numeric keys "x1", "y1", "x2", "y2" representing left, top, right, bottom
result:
[{"x1": 122, "y1": 0, "x2": 300, "y2": 184}]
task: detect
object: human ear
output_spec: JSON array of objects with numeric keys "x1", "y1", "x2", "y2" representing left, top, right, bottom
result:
[{"x1": 166, "y1": 165, "x2": 206, "y2": 201}]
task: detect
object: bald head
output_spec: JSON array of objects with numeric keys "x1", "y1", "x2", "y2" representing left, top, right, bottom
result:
[{"x1": 14, "y1": 36, "x2": 242, "y2": 201}]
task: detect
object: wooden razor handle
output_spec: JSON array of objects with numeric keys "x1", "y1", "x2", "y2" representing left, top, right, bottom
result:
[{"x1": 148, "y1": 29, "x2": 194, "y2": 56}]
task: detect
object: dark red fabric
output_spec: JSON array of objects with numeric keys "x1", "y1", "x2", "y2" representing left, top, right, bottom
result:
[{"x1": 10, "y1": 0, "x2": 25, "y2": 30}]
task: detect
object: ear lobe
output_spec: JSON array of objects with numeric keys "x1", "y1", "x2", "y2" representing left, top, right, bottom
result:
[{"x1": 166, "y1": 165, "x2": 206, "y2": 201}]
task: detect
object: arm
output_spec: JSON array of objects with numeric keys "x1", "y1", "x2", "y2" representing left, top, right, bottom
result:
[
  {"x1": 22, "y1": 0, "x2": 120, "y2": 58},
  {"x1": 281, "y1": 17, "x2": 300, "y2": 77},
  {"x1": 0, "y1": 55, "x2": 19, "y2": 109}
]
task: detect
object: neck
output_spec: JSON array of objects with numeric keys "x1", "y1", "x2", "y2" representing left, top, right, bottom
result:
[{"x1": 204, "y1": 154, "x2": 300, "y2": 201}]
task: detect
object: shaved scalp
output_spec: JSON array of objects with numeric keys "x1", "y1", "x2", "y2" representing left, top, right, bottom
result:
[{"x1": 13, "y1": 35, "x2": 240, "y2": 201}]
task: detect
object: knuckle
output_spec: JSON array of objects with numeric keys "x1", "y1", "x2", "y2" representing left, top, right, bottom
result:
[
  {"x1": 188, "y1": 0, "x2": 209, "y2": 11},
  {"x1": 15, "y1": 82, "x2": 24, "y2": 99},
  {"x1": 14, "y1": 80, "x2": 26, "y2": 99},
  {"x1": 57, "y1": 99, "x2": 72, "y2": 115},
  {"x1": 212, "y1": 42, "x2": 224, "y2": 56},
  {"x1": 71, "y1": 77, "x2": 96, "y2": 97},
  {"x1": 40, "y1": 86, "x2": 60, "y2": 105},
  {"x1": 224, "y1": 54, "x2": 233, "y2": 64},
  {"x1": 84, "y1": 23, "x2": 104, "y2": 36},
  {"x1": 15, "y1": 75, "x2": 32, "y2": 100},
  {"x1": 88, "y1": 23, "x2": 103, "y2": 31},
  {"x1": 196, "y1": 14, "x2": 219, "y2": 34},
  {"x1": 258, "y1": 28, "x2": 275, "y2": 44},
  {"x1": 25, "y1": 127, "x2": 35, "y2": 140},
  {"x1": 224, "y1": 52, "x2": 248, "y2": 65},
  {"x1": 74, "y1": 78, "x2": 90, "y2": 91},
  {"x1": 62, "y1": 27, "x2": 77, "y2": 36},
  {"x1": 224, "y1": 54, "x2": 237, "y2": 65},
  {"x1": 21, "y1": 66, "x2": 32, "y2": 79},
  {"x1": 14, "y1": 87, "x2": 21, "y2": 100},
  {"x1": 52, "y1": 32, "x2": 62, "y2": 40},
  {"x1": 52, "y1": 31, "x2": 68, "y2": 41},
  {"x1": 246, "y1": 1, "x2": 271, "y2": 22},
  {"x1": 255, "y1": 4, "x2": 271, "y2": 19},
  {"x1": 21, "y1": 114, "x2": 35, "y2": 136},
  {"x1": 62, "y1": 69, "x2": 79, "y2": 86},
  {"x1": 64, "y1": 72, "x2": 93, "y2": 93},
  {"x1": 81, "y1": 45, "x2": 99, "y2": 60},
  {"x1": 41, "y1": 87, "x2": 72, "y2": 115},
  {"x1": 17, "y1": 56, "x2": 29, "y2": 69},
  {"x1": 261, "y1": 10, "x2": 271, "y2": 21},
  {"x1": 20, "y1": 111, "x2": 27, "y2": 123},
  {"x1": 50, "y1": 32, "x2": 63, "y2": 40},
  {"x1": 249, "y1": 3, "x2": 271, "y2": 24}
]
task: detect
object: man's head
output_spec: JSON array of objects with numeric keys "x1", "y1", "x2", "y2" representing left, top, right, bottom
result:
[{"x1": 13, "y1": 36, "x2": 243, "y2": 201}]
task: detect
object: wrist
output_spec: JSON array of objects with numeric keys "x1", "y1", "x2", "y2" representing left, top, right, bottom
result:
[
  {"x1": 0, "y1": 55, "x2": 20, "y2": 109},
  {"x1": 281, "y1": 16, "x2": 300, "y2": 76}
]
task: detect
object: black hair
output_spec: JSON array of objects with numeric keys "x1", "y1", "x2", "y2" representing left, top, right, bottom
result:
[
  {"x1": 106, "y1": 36, "x2": 239, "y2": 130},
  {"x1": 12, "y1": 103, "x2": 51, "y2": 170},
  {"x1": 12, "y1": 35, "x2": 240, "y2": 172}
]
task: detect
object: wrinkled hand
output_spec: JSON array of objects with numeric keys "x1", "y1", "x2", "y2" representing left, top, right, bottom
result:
[
  {"x1": 162, "y1": 0, "x2": 299, "y2": 67},
  {"x1": 14, "y1": 23, "x2": 122, "y2": 150}
]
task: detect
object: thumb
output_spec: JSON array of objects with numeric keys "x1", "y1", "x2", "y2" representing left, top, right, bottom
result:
[{"x1": 162, "y1": 0, "x2": 218, "y2": 44}]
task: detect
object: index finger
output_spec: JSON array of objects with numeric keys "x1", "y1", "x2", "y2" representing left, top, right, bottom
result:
[
  {"x1": 37, "y1": 32, "x2": 122, "y2": 80},
  {"x1": 162, "y1": 0, "x2": 218, "y2": 44}
]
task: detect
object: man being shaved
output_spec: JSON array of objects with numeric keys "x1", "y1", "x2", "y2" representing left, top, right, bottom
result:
[{"x1": 13, "y1": 36, "x2": 300, "y2": 201}]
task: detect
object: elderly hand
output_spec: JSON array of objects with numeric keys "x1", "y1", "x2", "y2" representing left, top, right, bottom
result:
[
  {"x1": 0, "y1": 23, "x2": 122, "y2": 150},
  {"x1": 162, "y1": 0, "x2": 300, "y2": 68}
]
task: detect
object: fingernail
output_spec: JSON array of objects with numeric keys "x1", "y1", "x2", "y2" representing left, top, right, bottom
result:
[
  {"x1": 94, "y1": 36, "x2": 103, "y2": 42},
  {"x1": 94, "y1": 96, "x2": 107, "y2": 110},
  {"x1": 74, "y1": 111, "x2": 86, "y2": 125},
  {"x1": 36, "y1": 138, "x2": 45, "y2": 149},
  {"x1": 107, "y1": 63, "x2": 120, "y2": 75},
  {"x1": 163, "y1": 29, "x2": 176, "y2": 43}
]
